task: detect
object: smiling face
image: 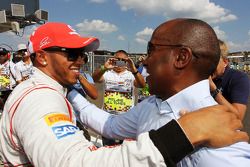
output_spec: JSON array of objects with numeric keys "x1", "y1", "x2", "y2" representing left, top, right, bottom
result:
[{"x1": 42, "y1": 50, "x2": 84, "y2": 86}]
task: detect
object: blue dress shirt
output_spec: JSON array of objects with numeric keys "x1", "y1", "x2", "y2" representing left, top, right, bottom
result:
[{"x1": 68, "y1": 79, "x2": 250, "y2": 167}]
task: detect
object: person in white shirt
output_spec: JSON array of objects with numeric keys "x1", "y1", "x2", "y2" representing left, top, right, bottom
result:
[
  {"x1": 93, "y1": 50, "x2": 146, "y2": 114},
  {"x1": 1, "y1": 22, "x2": 243, "y2": 167},
  {"x1": 92, "y1": 50, "x2": 146, "y2": 145},
  {"x1": 0, "y1": 47, "x2": 16, "y2": 110},
  {"x1": 15, "y1": 44, "x2": 34, "y2": 84},
  {"x1": 68, "y1": 18, "x2": 250, "y2": 167}
]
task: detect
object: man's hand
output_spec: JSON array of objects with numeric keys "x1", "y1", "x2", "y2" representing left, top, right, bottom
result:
[
  {"x1": 178, "y1": 105, "x2": 249, "y2": 148},
  {"x1": 122, "y1": 57, "x2": 138, "y2": 73},
  {"x1": 104, "y1": 58, "x2": 116, "y2": 70},
  {"x1": 208, "y1": 76, "x2": 217, "y2": 91}
]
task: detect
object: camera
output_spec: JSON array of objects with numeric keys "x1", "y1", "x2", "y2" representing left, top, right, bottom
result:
[{"x1": 115, "y1": 60, "x2": 127, "y2": 67}]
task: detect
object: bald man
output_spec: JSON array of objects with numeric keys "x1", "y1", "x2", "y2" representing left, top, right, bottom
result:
[{"x1": 69, "y1": 18, "x2": 250, "y2": 166}]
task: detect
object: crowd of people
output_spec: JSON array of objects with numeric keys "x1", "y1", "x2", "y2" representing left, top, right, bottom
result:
[
  {"x1": 0, "y1": 18, "x2": 249, "y2": 167},
  {"x1": 0, "y1": 44, "x2": 34, "y2": 111}
]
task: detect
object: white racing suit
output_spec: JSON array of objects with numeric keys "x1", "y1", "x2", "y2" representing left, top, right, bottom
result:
[{"x1": 0, "y1": 68, "x2": 193, "y2": 167}]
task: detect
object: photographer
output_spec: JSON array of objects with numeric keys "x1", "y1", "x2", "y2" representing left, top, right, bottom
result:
[{"x1": 92, "y1": 50, "x2": 146, "y2": 145}]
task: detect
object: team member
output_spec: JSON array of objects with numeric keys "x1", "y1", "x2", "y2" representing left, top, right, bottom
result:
[{"x1": 69, "y1": 18, "x2": 250, "y2": 167}]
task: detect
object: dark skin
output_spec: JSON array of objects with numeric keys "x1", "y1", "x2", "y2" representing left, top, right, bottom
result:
[
  {"x1": 144, "y1": 18, "x2": 248, "y2": 145},
  {"x1": 145, "y1": 18, "x2": 220, "y2": 100},
  {"x1": 0, "y1": 53, "x2": 8, "y2": 65},
  {"x1": 0, "y1": 53, "x2": 9, "y2": 77}
]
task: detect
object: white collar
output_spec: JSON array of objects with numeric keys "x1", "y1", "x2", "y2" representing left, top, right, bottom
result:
[
  {"x1": 30, "y1": 67, "x2": 67, "y2": 95},
  {"x1": 110, "y1": 69, "x2": 130, "y2": 75},
  {"x1": 156, "y1": 80, "x2": 212, "y2": 118}
]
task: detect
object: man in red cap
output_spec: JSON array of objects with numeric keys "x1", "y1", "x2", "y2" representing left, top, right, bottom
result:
[{"x1": 0, "y1": 22, "x2": 247, "y2": 167}]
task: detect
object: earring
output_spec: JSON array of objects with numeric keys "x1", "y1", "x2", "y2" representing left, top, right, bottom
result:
[{"x1": 43, "y1": 62, "x2": 47, "y2": 65}]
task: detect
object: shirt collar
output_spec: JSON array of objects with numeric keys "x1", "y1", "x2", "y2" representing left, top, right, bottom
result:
[
  {"x1": 156, "y1": 80, "x2": 211, "y2": 118},
  {"x1": 31, "y1": 67, "x2": 67, "y2": 95},
  {"x1": 21, "y1": 60, "x2": 32, "y2": 66},
  {"x1": 111, "y1": 69, "x2": 130, "y2": 75}
]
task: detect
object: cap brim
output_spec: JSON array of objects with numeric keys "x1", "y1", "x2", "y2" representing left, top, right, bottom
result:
[
  {"x1": 57, "y1": 37, "x2": 100, "y2": 52},
  {"x1": 17, "y1": 49, "x2": 27, "y2": 52}
]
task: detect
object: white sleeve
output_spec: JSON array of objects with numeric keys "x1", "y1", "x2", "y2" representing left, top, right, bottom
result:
[
  {"x1": 9, "y1": 62, "x2": 17, "y2": 78},
  {"x1": 68, "y1": 89, "x2": 138, "y2": 139},
  {"x1": 14, "y1": 65, "x2": 22, "y2": 81},
  {"x1": 15, "y1": 89, "x2": 166, "y2": 167}
]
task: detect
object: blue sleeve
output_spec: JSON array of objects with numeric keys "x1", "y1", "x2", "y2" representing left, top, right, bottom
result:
[
  {"x1": 103, "y1": 106, "x2": 139, "y2": 139},
  {"x1": 83, "y1": 73, "x2": 94, "y2": 84},
  {"x1": 67, "y1": 89, "x2": 138, "y2": 139},
  {"x1": 138, "y1": 65, "x2": 143, "y2": 74},
  {"x1": 230, "y1": 72, "x2": 250, "y2": 104}
]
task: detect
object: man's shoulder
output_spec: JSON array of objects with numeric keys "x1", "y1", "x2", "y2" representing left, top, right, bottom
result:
[
  {"x1": 121, "y1": 70, "x2": 134, "y2": 78},
  {"x1": 138, "y1": 95, "x2": 156, "y2": 105},
  {"x1": 9, "y1": 60, "x2": 15, "y2": 66},
  {"x1": 15, "y1": 61, "x2": 24, "y2": 68},
  {"x1": 10, "y1": 82, "x2": 67, "y2": 110},
  {"x1": 227, "y1": 68, "x2": 248, "y2": 80},
  {"x1": 103, "y1": 70, "x2": 113, "y2": 76}
]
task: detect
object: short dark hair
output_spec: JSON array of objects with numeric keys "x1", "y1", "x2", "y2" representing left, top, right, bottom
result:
[
  {"x1": 114, "y1": 50, "x2": 128, "y2": 56},
  {"x1": 0, "y1": 47, "x2": 8, "y2": 55},
  {"x1": 30, "y1": 53, "x2": 36, "y2": 64},
  {"x1": 83, "y1": 54, "x2": 88, "y2": 63},
  {"x1": 172, "y1": 19, "x2": 220, "y2": 79}
]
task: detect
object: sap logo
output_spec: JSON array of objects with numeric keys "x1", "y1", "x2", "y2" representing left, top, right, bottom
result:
[{"x1": 52, "y1": 125, "x2": 78, "y2": 139}]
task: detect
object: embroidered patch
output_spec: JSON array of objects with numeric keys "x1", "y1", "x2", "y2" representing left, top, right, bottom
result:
[
  {"x1": 52, "y1": 125, "x2": 78, "y2": 139},
  {"x1": 44, "y1": 113, "x2": 71, "y2": 126}
]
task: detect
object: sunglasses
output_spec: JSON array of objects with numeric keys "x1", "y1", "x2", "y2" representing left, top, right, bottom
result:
[
  {"x1": 0, "y1": 53, "x2": 7, "y2": 57},
  {"x1": 44, "y1": 47, "x2": 88, "y2": 61},
  {"x1": 17, "y1": 50, "x2": 27, "y2": 56},
  {"x1": 147, "y1": 41, "x2": 199, "y2": 59}
]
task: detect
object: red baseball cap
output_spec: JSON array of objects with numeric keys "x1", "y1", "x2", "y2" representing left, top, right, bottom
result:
[{"x1": 28, "y1": 22, "x2": 99, "y2": 54}]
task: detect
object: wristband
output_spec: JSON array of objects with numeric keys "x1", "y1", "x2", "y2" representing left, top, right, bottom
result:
[
  {"x1": 211, "y1": 88, "x2": 220, "y2": 98},
  {"x1": 132, "y1": 70, "x2": 139, "y2": 75},
  {"x1": 100, "y1": 65, "x2": 107, "y2": 73},
  {"x1": 149, "y1": 120, "x2": 194, "y2": 165}
]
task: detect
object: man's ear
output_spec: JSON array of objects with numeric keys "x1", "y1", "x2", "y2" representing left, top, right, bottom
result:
[
  {"x1": 174, "y1": 47, "x2": 192, "y2": 69},
  {"x1": 223, "y1": 57, "x2": 229, "y2": 67},
  {"x1": 35, "y1": 50, "x2": 48, "y2": 66}
]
